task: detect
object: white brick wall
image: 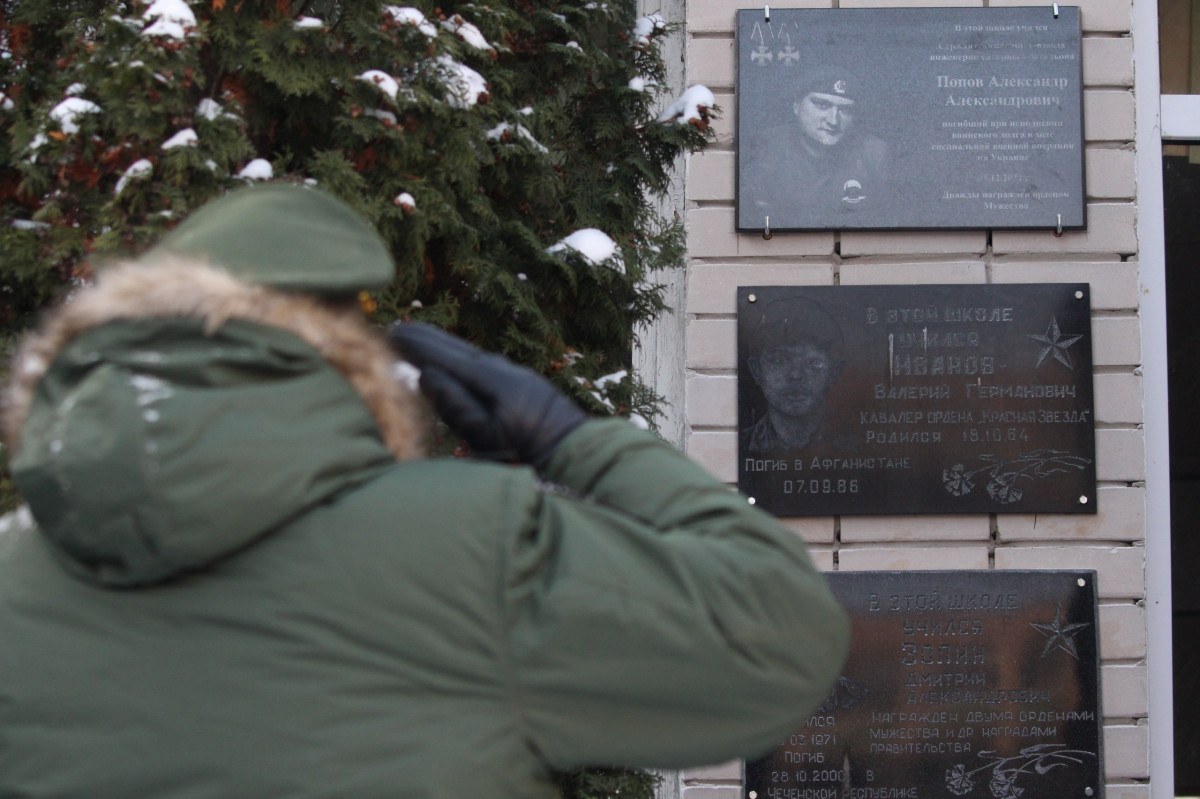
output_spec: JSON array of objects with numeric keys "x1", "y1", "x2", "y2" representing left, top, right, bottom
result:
[{"x1": 673, "y1": 0, "x2": 1151, "y2": 793}]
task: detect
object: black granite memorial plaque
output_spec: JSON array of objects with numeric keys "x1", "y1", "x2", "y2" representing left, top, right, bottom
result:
[
  {"x1": 736, "y1": 7, "x2": 1085, "y2": 232},
  {"x1": 737, "y1": 285, "x2": 1095, "y2": 516},
  {"x1": 745, "y1": 570, "x2": 1103, "y2": 799}
]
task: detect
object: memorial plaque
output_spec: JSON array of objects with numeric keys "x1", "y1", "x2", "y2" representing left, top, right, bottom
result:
[
  {"x1": 737, "y1": 7, "x2": 1085, "y2": 232},
  {"x1": 745, "y1": 570, "x2": 1103, "y2": 799},
  {"x1": 737, "y1": 285, "x2": 1095, "y2": 516}
]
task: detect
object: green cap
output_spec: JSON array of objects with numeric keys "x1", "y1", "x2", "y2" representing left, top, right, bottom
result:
[{"x1": 149, "y1": 184, "x2": 395, "y2": 294}]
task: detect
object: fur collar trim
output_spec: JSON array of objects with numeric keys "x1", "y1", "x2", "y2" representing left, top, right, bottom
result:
[{"x1": 3, "y1": 257, "x2": 427, "y2": 460}]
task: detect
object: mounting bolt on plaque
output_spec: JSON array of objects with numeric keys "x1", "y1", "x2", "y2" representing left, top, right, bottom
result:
[
  {"x1": 1053, "y1": 2, "x2": 1060, "y2": 19},
  {"x1": 747, "y1": 496, "x2": 757, "y2": 505},
  {"x1": 1054, "y1": 213, "x2": 1064, "y2": 237},
  {"x1": 748, "y1": 293, "x2": 757, "y2": 303},
  {"x1": 1079, "y1": 495, "x2": 1089, "y2": 505},
  {"x1": 762, "y1": 216, "x2": 772, "y2": 240},
  {"x1": 764, "y1": 2, "x2": 769, "y2": 21}
]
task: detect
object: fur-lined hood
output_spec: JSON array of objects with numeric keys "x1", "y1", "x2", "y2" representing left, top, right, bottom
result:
[{"x1": 3, "y1": 258, "x2": 427, "y2": 587}]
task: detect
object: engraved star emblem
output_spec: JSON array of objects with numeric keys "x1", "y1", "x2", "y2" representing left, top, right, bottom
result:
[
  {"x1": 1030, "y1": 603, "x2": 1090, "y2": 660},
  {"x1": 1028, "y1": 316, "x2": 1082, "y2": 368}
]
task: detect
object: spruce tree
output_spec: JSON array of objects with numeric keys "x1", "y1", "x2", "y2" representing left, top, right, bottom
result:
[{"x1": 1, "y1": 0, "x2": 715, "y2": 794}]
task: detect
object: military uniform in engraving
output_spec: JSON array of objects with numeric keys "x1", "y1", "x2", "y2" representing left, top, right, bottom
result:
[
  {"x1": 742, "y1": 296, "x2": 848, "y2": 454},
  {"x1": 744, "y1": 69, "x2": 888, "y2": 227}
]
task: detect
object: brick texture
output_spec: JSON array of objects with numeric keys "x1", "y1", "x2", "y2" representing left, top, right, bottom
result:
[
  {"x1": 687, "y1": 207, "x2": 835, "y2": 258},
  {"x1": 990, "y1": 261, "x2": 1139, "y2": 311},
  {"x1": 1101, "y1": 663, "x2": 1148, "y2": 718},
  {"x1": 1093, "y1": 373, "x2": 1143, "y2": 425},
  {"x1": 839, "y1": 0, "x2": 982, "y2": 6},
  {"x1": 689, "y1": 0, "x2": 833, "y2": 34},
  {"x1": 676, "y1": 0, "x2": 1148, "y2": 786},
  {"x1": 688, "y1": 37, "x2": 735, "y2": 91},
  {"x1": 687, "y1": 430, "x2": 737, "y2": 481},
  {"x1": 686, "y1": 319, "x2": 737, "y2": 370},
  {"x1": 996, "y1": 486, "x2": 1145, "y2": 543},
  {"x1": 1099, "y1": 602, "x2": 1146, "y2": 659},
  {"x1": 988, "y1": 0, "x2": 1130, "y2": 33},
  {"x1": 687, "y1": 150, "x2": 734, "y2": 202},
  {"x1": 839, "y1": 234, "x2": 988, "y2": 258},
  {"x1": 1103, "y1": 723, "x2": 1149, "y2": 779},
  {"x1": 1084, "y1": 90, "x2": 1136, "y2": 141},
  {"x1": 1086, "y1": 148, "x2": 1136, "y2": 200},
  {"x1": 783, "y1": 517, "x2": 837, "y2": 546},
  {"x1": 839, "y1": 260, "x2": 986, "y2": 282},
  {"x1": 991, "y1": 203, "x2": 1137, "y2": 255},
  {"x1": 841, "y1": 515, "x2": 989, "y2": 543},
  {"x1": 688, "y1": 262, "x2": 835, "y2": 314},
  {"x1": 994, "y1": 546, "x2": 1144, "y2": 599},
  {"x1": 682, "y1": 787, "x2": 742, "y2": 799},
  {"x1": 682, "y1": 761, "x2": 742, "y2": 781},
  {"x1": 686, "y1": 374, "x2": 737, "y2": 427},
  {"x1": 1082, "y1": 37, "x2": 1134, "y2": 87},
  {"x1": 838, "y1": 546, "x2": 989, "y2": 571},
  {"x1": 1095, "y1": 428, "x2": 1145, "y2": 483},
  {"x1": 1091, "y1": 315, "x2": 1141, "y2": 366}
]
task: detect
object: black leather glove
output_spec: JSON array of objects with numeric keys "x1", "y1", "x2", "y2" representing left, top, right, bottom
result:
[{"x1": 387, "y1": 323, "x2": 588, "y2": 471}]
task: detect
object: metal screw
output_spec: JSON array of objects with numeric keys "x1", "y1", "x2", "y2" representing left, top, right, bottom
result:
[
  {"x1": 1075, "y1": 290, "x2": 1084, "y2": 299},
  {"x1": 748, "y1": 294, "x2": 757, "y2": 303},
  {"x1": 748, "y1": 497, "x2": 757, "y2": 505},
  {"x1": 1077, "y1": 578, "x2": 1087, "y2": 587},
  {"x1": 1079, "y1": 495, "x2": 1088, "y2": 504}
]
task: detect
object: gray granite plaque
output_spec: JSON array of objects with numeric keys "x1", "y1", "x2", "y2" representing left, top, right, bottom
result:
[
  {"x1": 737, "y1": 285, "x2": 1096, "y2": 516},
  {"x1": 736, "y1": 7, "x2": 1085, "y2": 232},
  {"x1": 745, "y1": 571, "x2": 1103, "y2": 799}
]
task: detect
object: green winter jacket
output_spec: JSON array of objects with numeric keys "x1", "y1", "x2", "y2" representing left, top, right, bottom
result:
[{"x1": 0, "y1": 260, "x2": 849, "y2": 798}]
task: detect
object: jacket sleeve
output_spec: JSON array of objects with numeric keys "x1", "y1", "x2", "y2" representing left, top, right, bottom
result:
[{"x1": 504, "y1": 418, "x2": 850, "y2": 771}]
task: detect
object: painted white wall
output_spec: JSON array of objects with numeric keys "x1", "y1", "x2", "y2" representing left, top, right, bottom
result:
[{"x1": 1133, "y1": 0, "x2": 1175, "y2": 796}]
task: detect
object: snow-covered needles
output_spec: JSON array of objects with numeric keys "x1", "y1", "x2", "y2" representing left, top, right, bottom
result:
[
  {"x1": 141, "y1": 0, "x2": 197, "y2": 40},
  {"x1": 548, "y1": 229, "x2": 624, "y2": 273},
  {"x1": 656, "y1": 85, "x2": 716, "y2": 129}
]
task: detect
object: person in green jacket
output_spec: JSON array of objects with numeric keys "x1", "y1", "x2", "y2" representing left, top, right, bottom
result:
[{"x1": 0, "y1": 185, "x2": 849, "y2": 798}]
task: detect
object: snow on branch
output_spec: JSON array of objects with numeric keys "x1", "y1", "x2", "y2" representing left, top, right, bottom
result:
[
  {"x1": 114, "y1": 159, "x2": 154, "y2": 195},
  {"x1": 141, "y1": 0, "x2": 197, "y2": 39},
  {"x1": 435, "y1": 57, "x2": 488, "y2": 109},
  {"x1": 442, "y1": 15, "x2": 495, "y2": 54},
  {"x1": 655, "y1": 84, "x2": 715, "y2": 127},
  {"x1": 161, "y1": 128, "x2": 198, "y2": 149},
  {"x1": 51, "y1": 97, "x2": 101, "y2": 135},
  {"x1": 383, "y1": 6, "x2": 438, "y2": 38},
  {"x1": 631, "y1": 14, "x2": 665, "y2": 47},
  {"x1": 485, "y1": 122, "x2": 548, "y2": 153},
  {"x1": 358, "y1": 70, "x2": 401, "y2": 101},
  {"x1": 548, "y1": 229, "x2": 624, "y2": 272}
]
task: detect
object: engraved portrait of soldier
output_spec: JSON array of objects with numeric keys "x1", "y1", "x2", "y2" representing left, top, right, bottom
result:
[
  {"x1": 742, "y1": 296, "x2": 848, "y2": 454},
  {"x1": 740, "y1": 66, "x2": 891, "y2": 229}
]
